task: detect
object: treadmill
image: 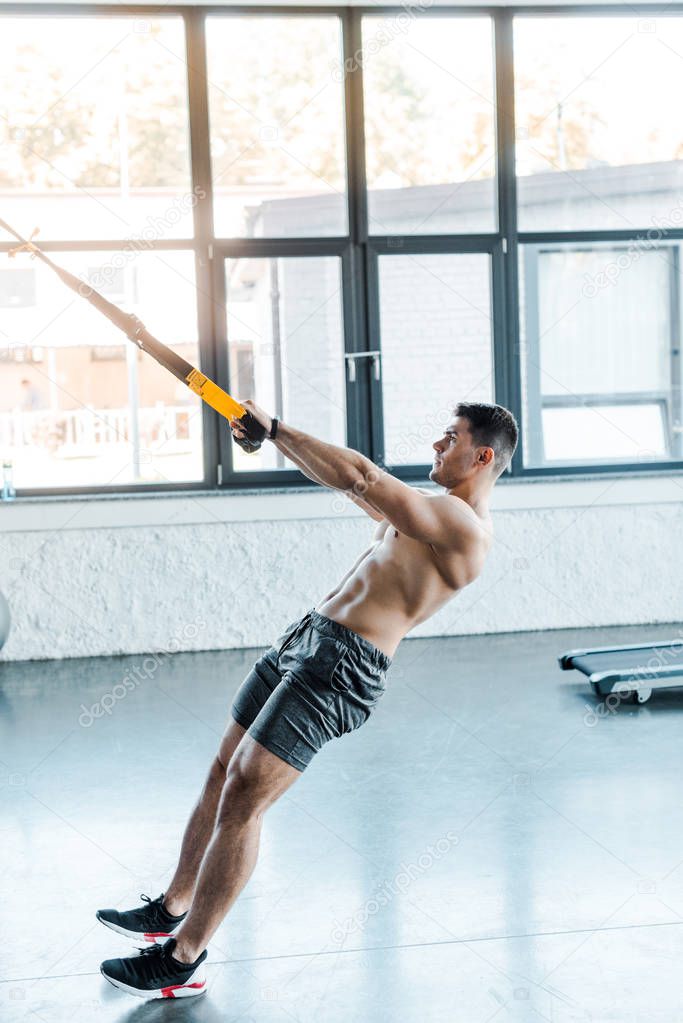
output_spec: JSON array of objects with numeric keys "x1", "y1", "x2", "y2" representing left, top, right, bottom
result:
[{"x1": 559, "y1": 640, "x2": 683, "y2": 704}]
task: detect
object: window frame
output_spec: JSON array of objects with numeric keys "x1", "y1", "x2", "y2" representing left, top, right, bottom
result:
[
  {"x1": 520, "y1": 237, "x2": 683, "y2": 469},
  {"x1": 3, "y1": 4, "x2": 683, "y2": 497}
]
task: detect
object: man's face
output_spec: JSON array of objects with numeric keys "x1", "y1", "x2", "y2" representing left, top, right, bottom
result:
[{"x1": 429, "y1": 416, "x2": 481, "y2": 487}]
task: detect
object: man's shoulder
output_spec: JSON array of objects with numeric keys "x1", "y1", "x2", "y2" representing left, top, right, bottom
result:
[{"x1": 428, "y1": 493, "x2": 492, "y2": 550}]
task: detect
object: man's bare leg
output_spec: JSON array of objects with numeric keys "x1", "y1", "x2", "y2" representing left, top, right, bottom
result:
[
  {"x1": 171, "y1": 733, "x2": 302, "y2": 962},
  {"x1": 163, "y1": 718, "x2": 247, "y2": 915}
]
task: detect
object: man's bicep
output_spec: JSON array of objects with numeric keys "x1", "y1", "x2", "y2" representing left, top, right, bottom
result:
[
  {"x1": 347, "y1": 490, "x2": 386, "y2": 523},
  {"x1": 361, "y1": 472, "x2": 445, "y2": 542}
]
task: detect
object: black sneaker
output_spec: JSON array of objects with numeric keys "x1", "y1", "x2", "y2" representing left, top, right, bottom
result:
[
  {"x1": 96, "y1": 893, "x2": 187, "y2": 944},
  {"x1": 100, "y1": 938, "x2": 207, "y2": 1000}
]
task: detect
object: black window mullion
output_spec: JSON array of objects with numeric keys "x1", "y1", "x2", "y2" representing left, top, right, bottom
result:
[
  {"x1": 522, "y1": 245, "x2": 544, "y2": 466},
  {"x1": 341, "y1": 7, "x2": 374, "y2": 462},
  {"x1": 366, "y1": 11, "x2": 509, "y2": 478},
  {"x1": 215, "y1": 241, "x2": 353, "y2": 487},
  {"x1": 185, "y1": 7, "x2": 220, "y2": 489},
  {"x1": 365, "y1": 244, "x2": 385, "y2": 465},
  {"x1": 343, "y1": 9, "x2": 369, "y2": 249},
  {"x1": 212, "y1": 250, "x2": 235, "y2": 487},
  {"x1": 670, "y1": 247, "x2": 683, "y2": 460},
  {"x1": 210, "y1": 10, "x2": 355, "y2": 488},
  {"x1": 491, "y1": 239, "x2": 510, "y2": 448},
  {"x1": 372, "y1": 240, "x2": 498, "y2": 482},
  {"x1": 493, "y1": 8, "x2": 523, "y2": 477},
  {"x1": 14, "y1": 3, "x2": 683, "y2": 499},
  {"x1": 341, "y1": 244, "x2": 365, "y2": 453}
]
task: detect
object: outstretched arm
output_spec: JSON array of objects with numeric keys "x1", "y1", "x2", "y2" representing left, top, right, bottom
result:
[
  {"x1": 266, "y1": 424, "x2": 383, "y2": 521},
  {"x1": 229, "y1": 401, "x2": 474, "y2": 546},
  {"x1": 276, "y1": 419, "x2": 386, "y2": 523},
  {"x1": 273, "y1": 421, "x2": 368, "y2": 493}
]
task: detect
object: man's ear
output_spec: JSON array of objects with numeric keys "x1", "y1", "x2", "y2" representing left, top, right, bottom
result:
[{"x1": 477, "y1": 446, "x2": 495, "y2": 468}]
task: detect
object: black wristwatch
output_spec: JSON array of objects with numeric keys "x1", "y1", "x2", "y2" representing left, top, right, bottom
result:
[{"x1": 269, "y1": 416, "x2": 279, "y2": 440}]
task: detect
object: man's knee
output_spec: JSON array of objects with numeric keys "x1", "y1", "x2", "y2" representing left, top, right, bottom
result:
[
  {"x1": 209, "y1": 754, "x2": 228, "y2": 784},
  {"x1": 216, "y1": 719, "x2": 247, "y2": 771},
  {"x1": 217, "y1": 755, "x2": 266, "y2": 825}
]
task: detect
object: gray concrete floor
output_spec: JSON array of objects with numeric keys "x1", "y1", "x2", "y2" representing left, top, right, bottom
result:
[{"x1": 2, "y1": 621, "x2": 683, "y2": 1022}]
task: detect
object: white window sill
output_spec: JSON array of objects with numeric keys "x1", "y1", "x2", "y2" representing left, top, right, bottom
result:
[{"x1": 2, "y1": 472, "x2": 683, "y2": 533}]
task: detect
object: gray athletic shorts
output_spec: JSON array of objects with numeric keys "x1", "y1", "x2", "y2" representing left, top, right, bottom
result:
[{"x1": 230, "y1": 608, "x2": 392, "y2": 771}]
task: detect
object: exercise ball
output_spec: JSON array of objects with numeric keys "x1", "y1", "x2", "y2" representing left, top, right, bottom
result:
[{"x1": 0, "y1": 591, "x2": 10, "y2": 651}]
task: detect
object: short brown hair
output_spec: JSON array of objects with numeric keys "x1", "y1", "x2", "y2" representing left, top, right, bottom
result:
[{"x1": 453, "y1": 402, "x2": 518, "y2": 476}]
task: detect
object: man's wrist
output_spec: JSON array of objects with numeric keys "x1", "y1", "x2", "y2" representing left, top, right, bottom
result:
[{"x1": 272, "y1": 419, "x2": 296, "y2": 446}]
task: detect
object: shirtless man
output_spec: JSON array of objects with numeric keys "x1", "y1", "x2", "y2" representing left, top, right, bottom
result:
[{"x1": 98, "y1": 400, "x2": 518, "y2": 999}]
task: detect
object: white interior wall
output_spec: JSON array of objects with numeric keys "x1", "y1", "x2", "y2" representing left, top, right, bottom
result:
[{"x1": 1, "y1": 475, "x2": 681, "y2": 662}]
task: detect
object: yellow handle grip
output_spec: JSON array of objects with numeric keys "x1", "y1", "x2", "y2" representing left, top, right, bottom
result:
[{"x1": 185, "y1": 369, "x2": 245, "y2": 421}]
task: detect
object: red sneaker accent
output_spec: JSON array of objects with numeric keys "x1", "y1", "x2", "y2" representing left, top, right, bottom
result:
[
  {"x1": 143, "y1": 932, "x2": 173, "y2": 942},
  {"x1": 161, "y1": 982, "x2": 206, "y2": 998}
]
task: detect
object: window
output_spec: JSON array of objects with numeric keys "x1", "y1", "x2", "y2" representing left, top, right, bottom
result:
[
  {"x1": 206, "y1": 16, "x2": 347, "y2": 238},
  {"x1": 519, "y1": 241, "x2": 682, "y2": 467},
  {"x1": 86, "y1": 265, "x2": 139, "y2": 304},
  {"x1": 362, "y1": 16, "x2": 496, "y2": 235},
  {"x1": 0, "y1": 251, "x2": 203, "y2": 489},
  {"x1": 90, "y1": 347, "x2": 127, "y2": 362},
  {"x1": 540, "y1": 403, "x2": 669, "y2": 463},
  {"x1": 3, "y1": 6, "x2": 683, "y2": 496},
  {"x1": 230, "y1": 344, "x2": 256, "y2": 403},
  {"x1": 0, "y1": 269, "x2": 36, "y2": 308},
  {"x1": 0, "y1": 345, "x2": 44, "y2": 364},
  {"x1": 224, "y1": 256, "x2": 346, "y2": 473},
  {"x1": 0, "y1": 17, "x2": 193, "y2": 240},
  {"x1": 514, "y1": 17, "x2": 683, "y2": 231},
  {"x1": 513, "y1": 13, "x2": 683, "y2": 474},
  {"x1": 378, "y1": 254, "x2": 493, "y2": 467}
]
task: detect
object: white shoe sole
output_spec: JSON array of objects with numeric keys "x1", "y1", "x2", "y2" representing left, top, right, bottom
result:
[
  {"x1": 100, "y1": 965, "x2": 206, "y2": 999},
  {"x1": 96, "y1": 913, "x2": 179, "y2": 944}
]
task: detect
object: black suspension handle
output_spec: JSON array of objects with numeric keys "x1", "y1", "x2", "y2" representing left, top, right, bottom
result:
[{"x1": 232, "y1": 410, "x2": 268, "y2": 453}]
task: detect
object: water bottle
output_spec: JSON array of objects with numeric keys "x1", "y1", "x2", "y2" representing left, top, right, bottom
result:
[{"x1": 2, "y1": 461, "x2": 16, "y2": 501}]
